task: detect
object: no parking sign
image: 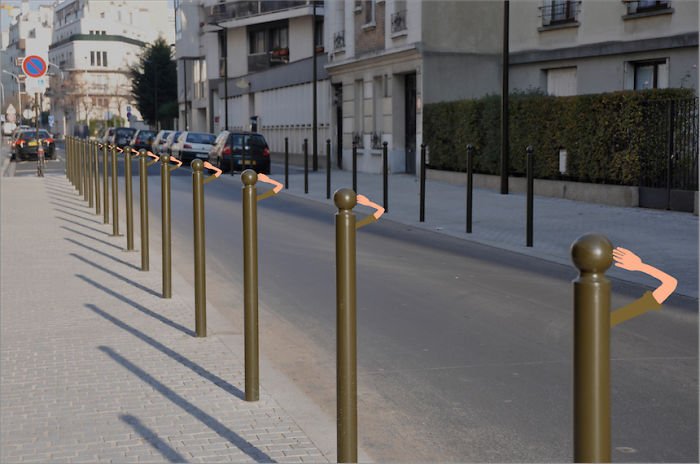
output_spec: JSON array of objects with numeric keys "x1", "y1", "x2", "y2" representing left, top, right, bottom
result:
[{"x1": 22, "y1": 54, "x2": 49, "y2": 94}]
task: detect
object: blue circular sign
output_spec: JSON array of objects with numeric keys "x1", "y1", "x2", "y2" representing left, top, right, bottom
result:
[{"x1": 22, "y1": 55, "x2": 47, "y2": 78}]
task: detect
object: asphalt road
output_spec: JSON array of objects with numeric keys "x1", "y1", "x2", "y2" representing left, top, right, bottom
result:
[{"x1": 12, "y1": 146, "x2": 699, "y2": 462}]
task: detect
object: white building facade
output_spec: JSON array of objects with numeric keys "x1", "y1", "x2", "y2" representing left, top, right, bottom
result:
[
  {"x1": 175, "y1": 0, "x2": 330, "y2": 156},
  {"x1": 48, "y1": 0, "x2": 174, "y2": 137}
]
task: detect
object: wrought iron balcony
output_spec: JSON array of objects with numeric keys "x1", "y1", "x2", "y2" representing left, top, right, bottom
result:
[
  {"x1": 624, "y1": 0, "x2": 671, "y2": 14},
  {"x1": 391, "y1": 9, "x2": 407, "y2": 33},
  {"x1": 206, "y1": 1, "x2": 321, "y2": 24},
  {"x1": 539, "y1": 1, "x2": 580, "y2": 26},
  {"x1": 333, "y1": 30, "x2": 345, "y2": 51}
]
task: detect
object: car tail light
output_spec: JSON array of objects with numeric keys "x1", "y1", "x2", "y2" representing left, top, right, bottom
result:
[
  {"x1": 223, "y1": 146, "x2": 231, "y2": 156},
  {"x1": 135, "y1": 137, "x2": 142, "y2": 144},
  {"x1": 263, "y1": 147, "x2": 270, "y2": 157},
  {"x1": 45, "y1": 138, "x2": 54, "y2": 144},
  {"x1": 184, "y1": 144, "x2": 192, "y2": 149}
]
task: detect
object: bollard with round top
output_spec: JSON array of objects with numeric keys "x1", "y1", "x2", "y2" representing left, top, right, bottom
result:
[
  {"x1": 334, "y1": 187, "x2": 357, "y2": 464},
  {"x1": 571, "y1": 233, "x2": 613, "y2": 463},
  {"x1": 192, "y1": 159, "x2": 207, "y2": 337},
  {"x1": 160, "y1": 154, "x2": 173, "y2": 298},
  {"x1": 241, "y1": 169, "x2": 260, "y2": 401}
]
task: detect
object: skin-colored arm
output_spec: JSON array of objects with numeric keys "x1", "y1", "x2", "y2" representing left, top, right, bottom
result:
[
  {"x1": 355, "y1": 194, "x2": 384, "y2": 229},
  {"x1": 256, "y1": 173, "x2": 284, "y2": 201},
  {"x1": 613, "y1": 247, "x2": 677, "y2": 304}
]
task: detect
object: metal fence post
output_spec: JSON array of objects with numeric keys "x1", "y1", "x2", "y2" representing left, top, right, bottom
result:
[
  {"x1": 304, "y1": 138, "x2": 309, "y2": 194},
  {"x1": 83, "y1": 139, "x2": 89, "y2": 202},
  {"x1": 382, "y1": 141, "x2": 388, "y2": 213},
  {"x1": 161, "y1": 154, "x2": 173, "y2": 299},
  {"x1": 94, "y1": 141, "x2": 101, "y2": 216},
  {"x1": 192, "y1": 160, "x2": 207, "y2": 337},
  {"x1": 571, "y1": 233, "x2": 612, "y2": 463},
  {"x1": 526, "y1": 146, "x2": 534, "y2": 247},
  {"x1": 334, "y1": 188, "x2": 358, "y2": 463},
  {"x1": 124, "y1": 146, "x2": 135, "y2": 251},
  {"x1": 111, "y1": 145, "x2": 120, "y2": 237},
  {"x1": 139, "y1": 150, "x2": 151, "y2": 271},
  {"x1": 285, "y1": 136, "x2": 289, "y2": 189},
  {"x1": 78, "y1": 139, "x2": 84, "y2": 198},
  {"x1": 352, "y1": 142, "x2": 357, "y2": 193},
  {"x1": 466, "y1": 144, "x2": 474, "y2": 233},
  {"x1": 242, "y1": 169, "x2": 260, "y2": 401},
  {"x1": 326, "y1": 139, "x2": 331, "y2": 199},
  {"x1": 103, "y1": 144, "x2": 110, "y2": 224},
  {"x1": 88, "y1": 140, "x2": 94, "y2": 208},
  {"x1": 419, "y1": 144, "x2": 426, "y2": 222}
]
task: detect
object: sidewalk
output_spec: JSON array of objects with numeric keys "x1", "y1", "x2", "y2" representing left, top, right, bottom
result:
[
  {"x1": 0, "y1": 172, "x2": 342, "y2": 463},
  {"x1": 274, "y1": 165, "x2": 699, "y2": 299}
]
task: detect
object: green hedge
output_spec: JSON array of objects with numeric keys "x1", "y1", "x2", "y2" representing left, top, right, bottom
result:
[{"x1": 423, "y1": 88, "x2": 696, "y2": 186}]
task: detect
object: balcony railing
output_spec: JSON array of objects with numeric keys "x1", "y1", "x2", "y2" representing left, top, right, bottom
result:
[
  {"x1": 539, "y1": 1, "x2": 580, "y2": 26},
  {"x1": 624, "y1": 0, "x2": 671, "y2": 14},
  {"x1": 391, "y1": 9, "x2": 407, "y2": 33},
  {"x1": 206, "y1": 0, "x2": 321, "y2": 24},
  {"x1": 333, "y1": 30, "x2": 345, "y2": 51}
]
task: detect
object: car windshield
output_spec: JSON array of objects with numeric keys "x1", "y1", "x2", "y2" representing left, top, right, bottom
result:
[
  {"x1": 20, "y1": 130, "x2": 51, "y2": 140},
  {"x1": 160, "y1": 131, "x2": 171, "y2": 140},
  {"x1": 169, "y1": 132, "x2": 181, "y2": 142},
  {"x1": 186, "y1": 133, "x2": 216, "y2": 144},
  {"x1": 138, "y1": 131, "x2": 156, "y2": 139},
  {"x1": 247, "y1": 135, "x2": 266, "y2": 147},
  {"x1": 116, "y1": 129, "x2": 136, "y2": 138}
]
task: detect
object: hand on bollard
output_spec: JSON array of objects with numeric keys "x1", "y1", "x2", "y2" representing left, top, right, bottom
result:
[
  {"x1": 202, "y1": 162, "x2": 222, "y2": 184},
  {"x1": 168, "y1": 156, "x2": 183, "y2": 169},
  {"x1": 355, "y1": 194, "x2": 384, "y2": 229},
  {"x1": 610, "y1": 246, "x2": 677, "y2": 327},
  {"x1": 256, "y1": 173, "x2": 284, "y2": 201}
]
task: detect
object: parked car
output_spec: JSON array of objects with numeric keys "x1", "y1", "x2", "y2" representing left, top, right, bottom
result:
[
  {"x1": 12, "y1": 129, "x2": 56, "y2": 160},
  {"x1": 208, "y1": 131, "x2": 270, "y2": 174},
  {"x1": 108, "y1": 127, "x2": 137, "y2": 148},
  {"x1": 170, "y1": 131, "x2": 216, "y2": 164},
  {"x1": 152, "y1": 130, "x2": 173, "y2": 154},
  {"x1": 163, "y1": 131, "x2": 182, "y2": 155},
  {"x1": 101, "y1": 127, "x2": 116, "y2": 145},
  {"x1": 130, "y1": 129, "x2": 157, "y2": 151}
]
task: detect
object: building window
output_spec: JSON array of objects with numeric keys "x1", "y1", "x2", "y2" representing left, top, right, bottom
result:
[
  {"x1": 546, "y1": 67, "x2": 577, "y2": 96},
  {"x1": 354, "y1": 79, "x2": 363, "y2": 140},
  {"x1": 102, "y1": 51, "x2": 107, "y2": 67},
  {"x1": 372, "y1": 76, "x2": 383, "y2": 144},
  {"x1": 314, "y1": 19, "x2": 324, "y2": 48},
  {"x1": 90, "y1": 51, "x2": 95, "y2": 66},
  {"x1": 269, "y1": 25, "x2": 288, "y2": 50},
  {"x1": 364, "y1": 0, "x2": 375, "y2": 25},
  {"x1": 96, "y1": 51, "x2": 101, "y2": 66},
  {"x1": 625, "y1": 0, "x2": 671, "y2": 14},
  {"x1": 633, "y1": 60, "x2": 669, "y2": 90},
  {"x1": 540, "y1": 0, "x2": 579, "y2": 26},
  {"x1": 249, "y1": 30, "x2": 266, "y2": 54}
]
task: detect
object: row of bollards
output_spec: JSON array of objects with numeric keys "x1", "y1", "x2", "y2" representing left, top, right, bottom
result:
[{"x1": 64, "y1": 137, "x2": 658, "y2": 464}]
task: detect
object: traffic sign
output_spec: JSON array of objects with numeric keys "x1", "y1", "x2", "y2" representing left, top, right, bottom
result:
[
  {"x1": 22, "y1": 55, "x2": 48, "y2": 78},
  {"x1": 25, "y1": 77, "x2": 48, "y2": 94},
  {"x1": 48, "y1": 115, "x2": 55, "y2": 127}
]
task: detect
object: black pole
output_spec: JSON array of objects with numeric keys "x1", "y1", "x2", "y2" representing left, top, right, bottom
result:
[
  {"x1": 526, "y1": 145, "x2": 534, "y2": 247},
  {"x1": 419, "y1": 144, "x2": 426, "y2": 222},
  {"x1": 183, "y1": 59, "x2": 188, "y2": 131},
  {"x1": 382, "y1": 141, "x2": 388, "y2": 213},
  {"x1": 223, "y1": 29, "x2": 229, "y2": 131},
  {"x1": 285, "y1": 136, "x2": 289, "y2": 189},
  {"x1": 304, "y1": 138, "x2": 309, "y2": 194},
  {"x1": 326, "y1": 138, "x2": 331, "y2": 199},
  {"x1": 500, "y1": 0, "x2": 510, "y2": 195},
  {"x1": 466, "y1": 144, "x2": 474, "y2": 234},
  {"x1": 666, "y1": 100, "x2": 675, "y2": 211},
  {"x1": 352, "y1": 142, "x2": 357, "y2": 193},
  {"x1": 312, "y1": 1, "x2": 318, "y2": 172}
]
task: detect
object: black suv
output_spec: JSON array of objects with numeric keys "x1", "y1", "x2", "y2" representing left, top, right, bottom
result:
[
  {"x1": 208, "y1": 131, "x2": 270, "y2": 174},
  {"x1": 130, "y1": 129, "x2": 157, "y2": 151},
  {"x1": 109, "y1": 127, "x2": 137, "y2": 149}
]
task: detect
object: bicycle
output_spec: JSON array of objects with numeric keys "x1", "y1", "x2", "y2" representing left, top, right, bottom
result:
[{"x1": 36, "y1": 141, "x2": 45, "y2": 177}]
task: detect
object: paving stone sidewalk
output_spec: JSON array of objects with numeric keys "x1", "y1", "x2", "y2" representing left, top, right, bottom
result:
[{"x1": 0, "y1": 173, "x2": 332, "y2": 463}]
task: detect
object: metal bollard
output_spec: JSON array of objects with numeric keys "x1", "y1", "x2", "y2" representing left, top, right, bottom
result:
[
  {"x1": 160, "y1": 154, "x2": 182, "y2": 299},
  {"x1": 382, "y1": 141, "x2": 388, "y2": 213},
  {"x1": 192, "y1": 160, "x2": 211, "y2": 337},
  {"x1": 326, "y1": 139, "x2": 331, "y2": 200},
  {"x1": 304, "y1": 138, "x2": 309, "y2": 194},
  {"x1": 284, "y1": 137, "x2": 289, "y2": 189},
  {"x1": 242, "y1": 169, "x2": 260, "y2": 401},
  {"x1": 419, "y1": 144, "x2": 426, "y2": 222},
  {"x1": 94, "y1": 141, "x2": 101, "y2": 216},
  {"x1": 334, "y1": 188, "x2": 358, "y2": 463},
  {"x1": 88, "y1": 141, "x2": 94, "y2": 208},
  {"x1": 526, "y1": 146, "x2": 534, "y2": 247},
  {"x1": 352, "y1": 142, "x2": 357, "y2": 193},
  {"x1": 111, "y1": 145, "x2": 120, "y2": 237},
  {"x1": 466, "y1": 144, "x2": 474, "y2": 234},
  {"x1": 124, "y1": 146, "x2": 135, "y2": 251},
  {"x1": 103, "y1": 144, "x2": 110, "y2": 224},
  {"x1": 571, "y1": 234, "x2": 613, "y2": 463},
  {"x1": 77, "y1": 139, "x2": 84, "y2": 197},
  {"x1": 139, "y1": 150, "x2": 154, "y2": 271},
  {"x1": 83, "y1": 140, "x2": 89, "y2": 202}
]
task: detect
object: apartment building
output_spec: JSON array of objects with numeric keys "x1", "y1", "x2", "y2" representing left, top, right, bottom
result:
[
  {"x1": 175, "y1": 0, "x2": 329, "y2": 154},
  {"x1": 48, "y1": 0, "x2": 174, "y2": 136},
  {"x1": 1, "y1": 1, "x2": 54, "y2": 121},
  {"x1": 509, "y1": 0, "x2": 698, "y2": 96}
]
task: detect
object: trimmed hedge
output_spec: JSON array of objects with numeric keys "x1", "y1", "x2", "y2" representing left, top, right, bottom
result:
[{"x1": 423, "y1": 88, "x2": 697, "y2": 186}]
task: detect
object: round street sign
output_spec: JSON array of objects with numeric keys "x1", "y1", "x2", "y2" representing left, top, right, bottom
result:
[{"x1": 22, "y1": 55, "x2": 48, "y2": 78}]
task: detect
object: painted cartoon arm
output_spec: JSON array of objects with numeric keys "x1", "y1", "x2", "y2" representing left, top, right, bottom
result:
[
  {"x1": 355, "y1": 194, "x2": 384, "y2": 229},
  {"x1": 612, "y1": 247, "x2": 677, "y2": 304},
  {"x1": 256, "y1": 173, "x2": 284, "y2": 201}
]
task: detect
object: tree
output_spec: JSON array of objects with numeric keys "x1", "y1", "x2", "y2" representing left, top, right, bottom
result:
[{"x1": 129, "y1": 37, "x2": 177, "y2": 129}]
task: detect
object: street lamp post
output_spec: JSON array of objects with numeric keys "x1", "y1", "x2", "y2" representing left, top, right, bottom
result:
[
  {"x1": 204, "y1": 23, "x2": 229, "y2": 133},
  {"x1": 3, "y1": 70, "x2": 22, "y2": 125}
]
